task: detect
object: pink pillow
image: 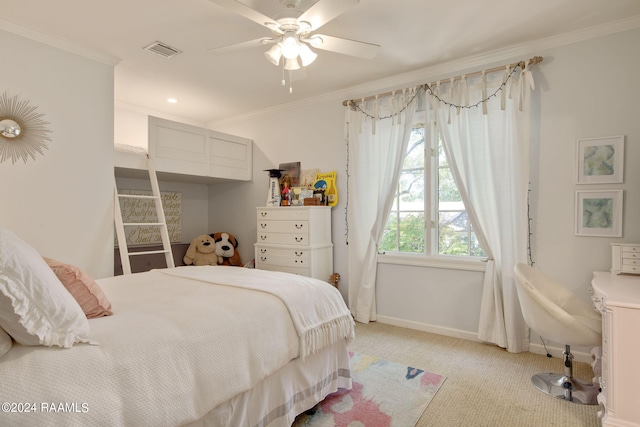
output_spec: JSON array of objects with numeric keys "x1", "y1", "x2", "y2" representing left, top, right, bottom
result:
[{"x1": 43, "y1": 258, "x2": 113, "y2": 319}]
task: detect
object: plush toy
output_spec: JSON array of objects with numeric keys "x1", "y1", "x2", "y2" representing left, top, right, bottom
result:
[
  {"x1": 210, "y1": 232, "x2": 243, "y2": 267},
  {"x1": 183, "y1": 234, "x2": 218, "y2": 266}
]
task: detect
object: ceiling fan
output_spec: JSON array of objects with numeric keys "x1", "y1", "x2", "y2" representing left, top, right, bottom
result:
[{"x1": 207, "y1": 0, "x2": 380, "y2": 90}]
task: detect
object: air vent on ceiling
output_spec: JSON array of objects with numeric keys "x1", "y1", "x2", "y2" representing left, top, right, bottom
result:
[{"x1": 143, "y1": 41, "x2": 182, "y2": 58}]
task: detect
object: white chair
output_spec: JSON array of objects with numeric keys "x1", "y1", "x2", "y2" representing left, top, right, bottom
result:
[{"x1": 513, "y1": 263, "x2": 602, "y2": 404}]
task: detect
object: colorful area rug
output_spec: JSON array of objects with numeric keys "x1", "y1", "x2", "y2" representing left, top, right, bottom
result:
[{"x1": 293, "y1": 352, "x2": 446, "y2": 427}]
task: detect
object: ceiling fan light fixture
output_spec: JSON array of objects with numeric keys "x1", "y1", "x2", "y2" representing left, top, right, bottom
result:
[
  {"x1": 264, "y1": 44, "x2": 282, "y2": 65},
  {"x1": 281, "y1": 35, "x2": 301, "y2": 59},
  {"x1": 284, "y1": 57, "x2": 300, "y2": 71},
  {"x1": 299, "y1": 43, "x2": 317, "y2": 66}
]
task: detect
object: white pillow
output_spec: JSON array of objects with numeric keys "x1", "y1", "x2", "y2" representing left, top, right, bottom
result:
[
  {"x1": 0, "y1": 228, "x2": 90, "y2": 348},
  {"x1": 0, "y1": 326, "x2": 12, "y2": 358}
]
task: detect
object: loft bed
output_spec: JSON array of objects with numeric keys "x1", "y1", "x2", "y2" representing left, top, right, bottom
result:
[
  {"x1": 0, "y1": 228, "x2": 353, "y2": 426},
  {"x1": 114, "y1": 116, "x2": 253, "y2": 184}
]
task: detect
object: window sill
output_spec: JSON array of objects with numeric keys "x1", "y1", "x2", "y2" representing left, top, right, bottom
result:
[{"x1": 377, "y1": 252, "x2": 487, "y2": 272}]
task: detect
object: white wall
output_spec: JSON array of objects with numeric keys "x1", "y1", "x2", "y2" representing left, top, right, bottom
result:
[
  {"x1": 209, "y1": 27, "x2": 640, "y2": 348},
  {"x1": 0, "y1": 29, "x2": 115, "y2": 279}
]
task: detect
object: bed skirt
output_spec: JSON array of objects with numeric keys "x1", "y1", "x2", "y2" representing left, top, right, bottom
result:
[{"x1": 186, "y1": 339, "x2": 352, "y2": 427}]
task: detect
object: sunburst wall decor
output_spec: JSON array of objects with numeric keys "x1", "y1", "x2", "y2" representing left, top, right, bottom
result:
[{"x1": 0, "y1": 92, "x2": 52, "y2": 164}]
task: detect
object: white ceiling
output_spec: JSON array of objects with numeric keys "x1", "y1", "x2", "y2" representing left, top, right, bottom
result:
[{"x1": 3, "y1": 0, "x2": 640, "y2": 124}]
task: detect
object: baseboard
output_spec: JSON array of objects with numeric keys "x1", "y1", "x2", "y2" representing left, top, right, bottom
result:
[
  {"x1": 375, "y1": 315, "x2": 593, "y2": 364},
  {"x1": 376, "y1": 315, "x2": 481, "y2": 343},
  {"x1": 528, "y1": 342, "x2": 593, "y2": 364}
]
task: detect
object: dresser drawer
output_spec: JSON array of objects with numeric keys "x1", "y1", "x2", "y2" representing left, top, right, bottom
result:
[
  {"x1": 622, "y1": 258, "x2": 640, "y2": 266},
  {"x1": 621, "y1": 265, "x2": 640, "y2": 274},
  {"x1": 257, "y1": 232, "x2": 308, "y2": 246},
  {"x1": 257, "y1": 208, "x2": 310, "y2": 221},
  {"x1": 258, "y1": 220, "x2": 309, "y2": 234},
  {"x1": 622, "y1": 246, "x2": 640, "y2": 254},
  {"x1": 256, "y1": 247, "x2": 310, "y2": 268}
]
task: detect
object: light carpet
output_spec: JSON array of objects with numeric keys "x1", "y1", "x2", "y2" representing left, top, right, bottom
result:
[{"x1": 293, "y1": 352, "x2": 446, "y2": 427}]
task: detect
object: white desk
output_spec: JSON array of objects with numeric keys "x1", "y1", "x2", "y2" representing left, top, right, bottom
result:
[{"x1": 591, "y1": 271, "x2": 640, "y2": 427}]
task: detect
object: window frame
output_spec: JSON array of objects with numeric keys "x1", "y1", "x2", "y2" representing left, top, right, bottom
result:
[{"x1": 378, "y1": 115, "x2": 487, "y2": 271}]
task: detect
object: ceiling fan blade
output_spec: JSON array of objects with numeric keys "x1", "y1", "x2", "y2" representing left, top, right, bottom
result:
[
  {"x1": 309, "y1": 34, "x2": 380, "y2": 59},
  {"x1": 207, "y1": 0, "x2": 278, "y2": 29},
  {"x1": 298, "y1": 0, "x2": 359, "y2": 31},
  {"x1": 207, "y1": 38, "x2": 275, "y2": 55}
]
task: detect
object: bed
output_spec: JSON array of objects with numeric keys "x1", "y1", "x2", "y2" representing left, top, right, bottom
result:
[{"x1": 0, "y1": 228, "x2": 353, "y2": 426}]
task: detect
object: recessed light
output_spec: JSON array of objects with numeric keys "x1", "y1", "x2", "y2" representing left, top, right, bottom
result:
[{"x1": 167, "y1": 98, "x2": 177, "y2": 104}]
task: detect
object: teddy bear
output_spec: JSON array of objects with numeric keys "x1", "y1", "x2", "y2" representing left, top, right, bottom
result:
[
  {"x1": 210, "y1": 232, "x2": 243, "y2": 267},
  {"x1": 183, "y1": 234, "x2": 218, "y2": 266}
]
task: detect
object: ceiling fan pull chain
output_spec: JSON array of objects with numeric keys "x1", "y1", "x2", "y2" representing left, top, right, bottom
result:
[
  {"x1": 281, "y1": 62, "x2": 286, "y2": 86},
  {"x1": 289, "y1": 70, "x2": 293, "y2": 94}
]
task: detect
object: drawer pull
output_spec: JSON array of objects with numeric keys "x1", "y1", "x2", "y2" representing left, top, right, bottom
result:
[
  {"x1": 295, "y1": 251, "x2": 303, "y2": 256},
  {"x1": 260, "y1": 212, "x2": 267, "y2": 217},
  {"x1": 295, "y1": 237, "x2": 304, "y2": 243},
  {"x1": 260, "y1": 256, "x2": 267, "y2": 261},
  {"x1": 295, "y1": 224, "x2": 304, "y2": 229},
  {"x1": 260, "y1": 249, "x2": 267, "y2": 254},
  {"x1": 260, "y1": 235, "x2": 267, "y2": 240},
  {"x1": 295, "y1": 260, "x2": 304, "y2": 264},
  {"x1": 260, "y1": 223, "x2": 267, "y2": 228}
]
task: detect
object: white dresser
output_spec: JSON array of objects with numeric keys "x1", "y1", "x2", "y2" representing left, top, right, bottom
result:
[
  {"x1": 254, "y1": 207, "x2": 333, "y2": 280},
  {"x1": 591, "y1": 272, "x2": 640, "y2": 427}
]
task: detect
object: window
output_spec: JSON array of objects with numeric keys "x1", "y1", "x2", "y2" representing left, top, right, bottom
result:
[{"x1": 380, "y1": 122, "x2": 486, "y2": 259}]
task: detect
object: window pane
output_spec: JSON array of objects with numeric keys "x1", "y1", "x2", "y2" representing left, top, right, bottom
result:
[
  {"x1": 404, "y1": 129, "x2": 425, "y2": 169},
  {"x1": 438, "y1": 167, "x2": 461, "y2": 202},
  {"x1": 470, "y1": 232, "x2": 485, "y2": 257},
  {"x1": 380, "y1": 213, "x2": 398, "y2": 252},
  {"x1": 438, "y1": 211, "x2": 469, "y2": 255},
  {"x1": 398, "y1": 212, "x2": 425, "y2": 253},
  {"x1": 399, "y1": 169, "x2": 424, "y2": 210}
]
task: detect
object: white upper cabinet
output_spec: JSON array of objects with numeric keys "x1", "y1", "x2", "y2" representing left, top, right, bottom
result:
[
  {"x1": 115, "y1": 115, "x2": 252, "y2": 183},
  {"x1": 149, "y1": 116, "x2": 252, "y2": 182}
]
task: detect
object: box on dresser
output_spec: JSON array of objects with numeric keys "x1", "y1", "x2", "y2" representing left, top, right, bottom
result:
[
  {"x1": 255, "y1": 207, "x2": 333, "y2": 281},
  {"x1": 611, "y1": 243, "x2": 640, "y2": 275}
]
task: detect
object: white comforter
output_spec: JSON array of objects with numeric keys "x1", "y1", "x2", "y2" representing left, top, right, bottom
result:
[{"x1": 0, "y1": 266, "x2": 353, "y2": 427}]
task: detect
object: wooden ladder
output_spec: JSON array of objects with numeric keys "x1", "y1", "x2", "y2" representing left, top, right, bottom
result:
[{"x1": 114, "y1": 156, "x2": 175, "y2": 274}]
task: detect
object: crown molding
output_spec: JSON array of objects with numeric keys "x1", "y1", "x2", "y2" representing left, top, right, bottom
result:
[
  {"x1": 210, "y1": 15, "x2": 640, "y2": 127},
  {"x1": 0, "y1": 18, "x2": 120, "y2": 66}
]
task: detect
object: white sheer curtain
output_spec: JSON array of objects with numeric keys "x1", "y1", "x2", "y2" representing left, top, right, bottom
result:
[
  {"x1": 346, "y1": 90, "x2": 418, "y2": 323},
  {"x1": 429, "y1": 67, "x2": 534, "y2": 352}
]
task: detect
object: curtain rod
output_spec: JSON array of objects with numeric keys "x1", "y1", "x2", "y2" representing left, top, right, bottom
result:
[{"x1": 342, "y1": 55, "x2": 543, "y2": 107}]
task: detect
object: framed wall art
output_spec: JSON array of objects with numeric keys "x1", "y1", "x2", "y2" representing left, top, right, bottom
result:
[
  {"x1": 575, "y1": 190, "x2": 623, "y2": 237},
  {"x1": 576, "y1": 135, "x2": 624, "y2": 184}
]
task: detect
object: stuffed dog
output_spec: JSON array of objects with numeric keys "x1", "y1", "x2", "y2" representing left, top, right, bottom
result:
[
  {"x1": 210, "y1": 232, "x2": 242, "y2": 267},
  {"x1": 183, "y1": 234, "x2": 218, "y2": 266}
]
